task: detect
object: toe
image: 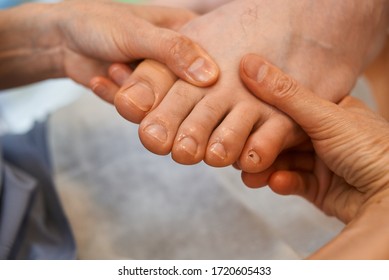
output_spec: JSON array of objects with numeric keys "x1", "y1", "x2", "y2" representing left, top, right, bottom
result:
[
  {"x1": 239, "y1": 114, "x2": 302, "y2": 173},
  {"x1": 171, "y1": 94, "x2": 230, "y2": 164},
  {"x1": 114, "y1": 59, "x2": 177, "y2": 124},
  {"x1": 204, "y1": 102, "x2": 262, "y2": 167},
  {"x1": 139, "y1": 80, "x2": 204, "y2": 156}
]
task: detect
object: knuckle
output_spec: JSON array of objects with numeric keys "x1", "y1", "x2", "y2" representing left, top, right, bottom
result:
[
  {"x1": 271, "y1": 73, "x2": 300, "y2": 101},
  {"x1": 202, "y1": 100, "x2": 224, "y2": 121},
  {"x1": 167, "y1": 35, "x2": 195, "y2": 59}
]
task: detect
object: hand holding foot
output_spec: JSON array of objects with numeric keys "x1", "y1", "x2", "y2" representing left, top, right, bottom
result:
[
  {"x1": 1, "y1": 0, "x2": 219, "y2": 90},
  {"x1": 100, "y1": 0, "x2": 389, "y2": 172},
  {"x1": 240, "y1": 54, "x2": 389, "y2": 259}
]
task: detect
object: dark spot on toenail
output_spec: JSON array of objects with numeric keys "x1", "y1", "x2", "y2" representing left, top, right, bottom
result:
[{"x1": 248, "y1": 150, "x2": 261, "y2": 164}]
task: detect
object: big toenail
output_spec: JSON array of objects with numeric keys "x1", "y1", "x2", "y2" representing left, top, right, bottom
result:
[
  {"x1": 187, "y1": 57, "x2": 218, "y2": 83},
  {"x1": 209, "y1": 142, "x2": 227, "y2": 160},
  {"x1": 144, "y1": 124, "x2": 168, "y2": 143},
  {"x1": 248, "y1": 150, "x2": 261, "y2": 164},
  {"x1": 178, "y1": 136, "x2": 198, "y2": 157},
  {"x1": 126, "y1": 82, "x2": 155, "y2": 112}
]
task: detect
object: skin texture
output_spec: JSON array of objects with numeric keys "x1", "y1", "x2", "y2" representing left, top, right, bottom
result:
[
  {"x1": 0, "y1": 0, "x2": 219, "y2": 90},
  {"x1": 92, "y1": 0, "x2": 389, "y2": 173},
  {"x1": 240, "y1": 54, "x2": 389, "y2": 259},
  {"x1": 365, "y1": 39, "x2": 389, "y2": 121},
  {"x1": 145, "y1": 0, "x2": 233, "y2": 13}
]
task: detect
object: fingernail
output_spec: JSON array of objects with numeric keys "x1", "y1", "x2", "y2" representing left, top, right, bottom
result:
[
  {"x1": 177, "y1": 136, "x2": 198, "y2": 157},
  {"x1": 92, "y1": 83, "x2": 106, "y2": 97},
  {"x1": 187, "y1": 57, "x2": 218, "y2": 83},
  {"x1": 248, "y1": 150, "x2": 261, "y2": 165},
  {"x1": 143, "y1": 124, "x2": 168, "y2": 143},
  {"x1": 126, "y1": 82, "x2": 155, "y2": 112},
  {"x1": 243, "y1": 56, "x2": 269, "y2": 83},
  {"x1": 111, "y1": 66, "x2": 131, "y2": 86},
  {"x1": 209, "y1": 142, "x2": 227, "y2": 160}
]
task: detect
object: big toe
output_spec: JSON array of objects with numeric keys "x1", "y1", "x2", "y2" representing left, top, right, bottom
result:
[{"x1": 114, "y1": 59, "x2": 177, "y2": 124}]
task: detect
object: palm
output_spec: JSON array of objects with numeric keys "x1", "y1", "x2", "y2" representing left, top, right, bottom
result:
[{"x1": 309, "y1": 156, "x2": 365, "y2": 223}]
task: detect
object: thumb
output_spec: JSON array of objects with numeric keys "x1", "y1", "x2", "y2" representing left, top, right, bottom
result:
[
  {"x1": 125, "y1": 20, "x2": 219, "y2": 87},
  {"x1": 240, "y1": 54, "x2": 345, "y2": 133},
  {"x1": 131, "y1": 5, "x2": 197, "y2": 31}
]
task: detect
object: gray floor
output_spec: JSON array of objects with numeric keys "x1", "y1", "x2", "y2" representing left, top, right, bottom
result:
[
  {"x1": 1, "y1": 77, "x2": 373, "y2": 259},
  {"x1": 49, "y1": 93, "x2": 343, "y2": 259}
]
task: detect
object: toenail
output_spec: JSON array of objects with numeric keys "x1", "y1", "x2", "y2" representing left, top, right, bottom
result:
[
  {"x1": 143, "y1": 124, "x2": 168, "y2": 143},
  {"x1": 177, "y1": 136, "x2": 198, "y2": 157},
  {"x1": 126, "y1": 82, "x2": 155, "y2": 112},
  {"x1": 248, "y1": 150, "x2": 261, "y2": 164},
  {"x1": 209, "y1": 142, "x2": 227, "y2": 160},
  {"x1": 187, "y1": 57, "x2": 218, "y2": 83}
]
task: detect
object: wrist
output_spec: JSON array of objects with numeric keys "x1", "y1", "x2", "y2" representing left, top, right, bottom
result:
[
  {"x1": 309, "y1": 188, "x2": 389, "y2": 259},
  {"x1": 0, "y1": 3, "x2": 63, "y2": 88}
]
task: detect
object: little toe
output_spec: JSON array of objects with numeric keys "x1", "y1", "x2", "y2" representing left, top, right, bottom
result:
[
  {"x1": 239, "y1": 114, "x2": 302, "y2": 173},
  {"x1": 139, "y1": 80, "x2": 204, "y2": 156},
  {"x1": 114, "y1": 59, "x2": 177, "y2": 124}
]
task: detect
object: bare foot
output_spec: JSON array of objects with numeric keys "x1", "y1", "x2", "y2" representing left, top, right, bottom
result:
[
  {"x1": 98, "y1": 0, "x2": 388, "y2": 172},
  {"x1": 146, "y1": 0, "x2": 233, "y2": 13},
  {"x1": 364, "y1": 39, "x2": 389, "y2": 121}
]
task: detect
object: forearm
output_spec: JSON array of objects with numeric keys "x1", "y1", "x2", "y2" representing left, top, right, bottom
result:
[
  {"x1": 0, "y1": 3, "x2": 63, "y2": 89},
  {"x1": 309, "y1": 191, "x2": 389, "y2": 259}
]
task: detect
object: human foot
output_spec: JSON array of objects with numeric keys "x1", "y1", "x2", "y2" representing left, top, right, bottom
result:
[
  {"x1": 145, "y1": 0, "x2": 233, "y2": 14},
  {"x1": 102, "y1": 0, "x2": 389, "y2": 171}
]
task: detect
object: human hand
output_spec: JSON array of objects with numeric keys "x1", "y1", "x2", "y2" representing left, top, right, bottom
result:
[
  {"x1": 239, "y1": 54, "x2": 389, "y2": 224},
  {"x1": 57, "y1": 0, "x2": 220, "y2": 87},
  {"x1": 0, "y1": 1, "x2": 219, "y2": 89},
  {"x1": 94, "y1": 0, "x2": 389, "y2": 173}
]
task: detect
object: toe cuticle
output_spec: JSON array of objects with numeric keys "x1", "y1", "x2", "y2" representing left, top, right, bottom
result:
[
  {"x1": 209, "y1": 142, "x2": 227, "y2": 160},
  {"x1": 143, "y1": 124, "x2": 168, "y2": 143}
]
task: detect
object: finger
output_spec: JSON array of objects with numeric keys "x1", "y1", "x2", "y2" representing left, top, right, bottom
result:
[
  {"x1": 268, "y1": 170, "x2": 318, "y2": 199},
  {"x1": 241, "y1": 151, "x2": 315, "y2": 188},
  {"x1": 90, "y1": 76, "x2": 119, "y2": 104},
  {"x1": 90, "y1": 64, "x2": 133, "y2": 104},
  {"x1": 242, "y1": 169, "x2": 317, "y2": 198},
  {"x1": 130, "y1": 5, "x2": 197, "y2": 30},
  {"x1": 125, "y1": 21, "x2": 219, "y2": 87},
  {"x1": 109, "y1": 63, "x2": 133, "y2": 86},
  {"x1": 240, "y1": 54, "x2": 347, "y2": 133}
]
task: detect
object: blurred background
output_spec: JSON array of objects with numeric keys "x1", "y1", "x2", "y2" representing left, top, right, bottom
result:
[{"x1": 0, "y1": 0, "x2": 376, "y2": 259}]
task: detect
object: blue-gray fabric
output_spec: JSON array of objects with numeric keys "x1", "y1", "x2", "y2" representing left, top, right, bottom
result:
[
  {"x1": 0, "y1": 121, "x2": 75, "y2": 259},
  {"x1": 0, "y1": 0, "x2": 28, "y2": 9}
]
